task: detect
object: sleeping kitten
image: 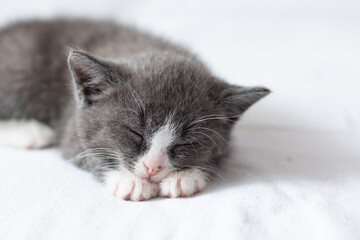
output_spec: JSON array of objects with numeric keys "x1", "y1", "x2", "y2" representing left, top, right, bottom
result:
[{"x1": 0, "y1": 19, "x2": 269, "y2": 201}]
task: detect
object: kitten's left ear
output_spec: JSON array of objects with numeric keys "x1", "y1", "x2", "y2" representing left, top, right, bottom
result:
[
  {"x1": 216, "y1": 84, "x2": 271, "y2": 121},
  {"x1": 67, "y1": 50, "x2": 129, "y2": 106}
]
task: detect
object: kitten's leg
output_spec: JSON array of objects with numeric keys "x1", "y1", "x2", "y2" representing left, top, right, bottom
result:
[
  {"x1": 0, "y1": 120, "x2": 55, "y2": 149},
  {"x1": 160, "y1": 169, "x2": 208, "y2": 198},
  {"x1": 105, "y1": 169, "x2": 159, "y2": 201}
]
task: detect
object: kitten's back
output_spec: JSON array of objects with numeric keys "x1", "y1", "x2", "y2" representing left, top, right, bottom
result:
[{"x1": 0, "y1": 19, "x2": 184, "y2": 129}]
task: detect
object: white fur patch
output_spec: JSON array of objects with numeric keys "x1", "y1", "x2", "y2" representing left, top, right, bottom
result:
[
  {"x1": 134, "y1": 122, "x2": 176, "y2": 183},
  {"x1": 149, "y1": 123, "x2": 175, "y2": 151},
  {"x1": 0, "y1": 120, "x2": 55, "y2": 149},
  {"x1": 105, "y1": 169, "x2": 159, "y2": 201},
  {"x1": 160, "y1": 169, "x2": 208, "y2": 198}
]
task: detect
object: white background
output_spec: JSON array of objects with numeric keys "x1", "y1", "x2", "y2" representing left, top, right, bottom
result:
[{"x1": 0, "y1": 1, "x2": 360, "y2": 240}]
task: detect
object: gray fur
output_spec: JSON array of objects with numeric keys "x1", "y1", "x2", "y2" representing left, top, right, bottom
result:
[{"x1": 0, "y1": 19, "x2": 270, "y2": 180}]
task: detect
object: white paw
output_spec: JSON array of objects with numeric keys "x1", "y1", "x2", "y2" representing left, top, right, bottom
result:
[
  {"x1": 0, "y1": 120, "x2": 55, "y2": 149},
  {"x1": 106, "y1": 170, "x2": 159, "y2": 201},
  {"x1": 160, "y1": 169, "x2": 208, "y2": 198}
]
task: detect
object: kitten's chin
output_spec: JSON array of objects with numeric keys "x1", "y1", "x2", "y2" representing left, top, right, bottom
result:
[
  {"x1": 147, "y1": 176, "x2": 163, "y2": 184},
  {"x1": 138, "y1": 175, "x2": 163, "y2": 184}
]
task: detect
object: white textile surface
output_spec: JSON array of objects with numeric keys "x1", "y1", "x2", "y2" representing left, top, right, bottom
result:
[
  {"x1": 1, "y1": 128, "x2": 359, "y2": 240},
  {"x1": 0, "y1": 0, "x2": 359, "y2": 239}
]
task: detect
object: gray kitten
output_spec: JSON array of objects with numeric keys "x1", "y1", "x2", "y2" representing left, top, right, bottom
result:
[{"x1": 0, "y1": 19, "x2": 269, "y2": 200}]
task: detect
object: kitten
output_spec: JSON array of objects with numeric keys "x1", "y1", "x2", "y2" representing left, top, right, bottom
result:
[{"x1": 0, "y1": 19, "x2": 270, "y2": 201}]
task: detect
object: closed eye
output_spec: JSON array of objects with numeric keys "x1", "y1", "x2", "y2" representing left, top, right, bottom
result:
[
  {"x1": 123, "y1": 125, "x2": 143, "y2": 142},
  {"x1": 173, "y1": 143, "x2": 196, "y2": 148},
  {"x1": 170, "y1": 142, "x2": 199, "y2": 158}
]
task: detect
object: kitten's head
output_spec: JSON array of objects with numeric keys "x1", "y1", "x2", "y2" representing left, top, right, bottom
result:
[{"x1": 68, "y1": 50, "x2": 270, "y2": 182}]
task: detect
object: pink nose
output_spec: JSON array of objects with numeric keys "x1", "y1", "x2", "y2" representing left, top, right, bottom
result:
[{"x1": 144, "y1": 162, "x2": 163, "y2": 177}]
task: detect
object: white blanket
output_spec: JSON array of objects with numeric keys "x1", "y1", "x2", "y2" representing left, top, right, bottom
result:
[
  {"x1": 1, "y1": 127, "x2": 359, "y2": 240},
  {"x1": 0, "y1": 0, "x2": 359, "y2": 239}
]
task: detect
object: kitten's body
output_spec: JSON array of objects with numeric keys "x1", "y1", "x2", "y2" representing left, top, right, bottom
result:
[
  {"x1": 0, "y1": 19, "x2": 269, "y2": 200},
  {"x1": 0, "y1": 19, "x2": 182, "y2": 134}
]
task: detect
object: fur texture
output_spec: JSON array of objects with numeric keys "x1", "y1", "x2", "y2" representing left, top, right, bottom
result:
[{"x1": 0, "y1": 19, "x2": 270, "y2": 200}]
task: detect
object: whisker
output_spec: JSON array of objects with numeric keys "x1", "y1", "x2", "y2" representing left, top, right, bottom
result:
[
  {"x1": 186, "y1": 136, "x2": 203, "y2": 147},
  {"x1": 175, "y1": 164, "x2": 227, "y2": 182},
  {"x1": 90, "y1": 163, "x2": 118, "y2": 174},
  {"x1": 67, "y1": 148, "x2": 122, "y2": 169},
  {"x1": 187, "y1": 113, "x2": 242, "y2": 128},
  {"x1": 191, "y1": 127, "x2": 229, "y2": 145},
  {"x1": 68, "y1": 152, "x2": 120, "y2": 163},
  {"x1": 190, "y1": 131, "x2": 221, "y2": 151}
]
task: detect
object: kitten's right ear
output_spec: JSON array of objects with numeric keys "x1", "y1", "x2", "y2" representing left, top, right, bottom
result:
[
  {"x1": 67, "y1": 50, "x2": 127, "y2": 106},
  {"x1": 215, "y1": 83, "x2": 270, "y2": 122}
]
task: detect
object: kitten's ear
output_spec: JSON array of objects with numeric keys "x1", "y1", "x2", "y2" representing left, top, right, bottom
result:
[
  {"x1": 216, "y1": 84, "x2": 270, "y2": 121},
  {"x1": 67, "y1": 50, "x2": 127, "y2": 106}
]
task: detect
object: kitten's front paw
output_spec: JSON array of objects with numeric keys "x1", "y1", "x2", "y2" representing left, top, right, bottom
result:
[
  {"x1": 160, "y1": 169, "x2": 207, "y2": 198},
  {"x1": 106, "y1": 170, "x2": 159, "y2": 201}
]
